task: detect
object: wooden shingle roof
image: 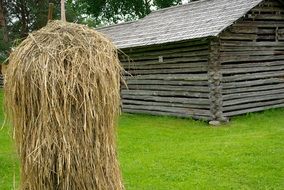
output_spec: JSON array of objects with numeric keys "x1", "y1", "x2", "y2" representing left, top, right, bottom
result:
[{"x1": 98, "y1": 0, "x2": 264, "y2": 49}]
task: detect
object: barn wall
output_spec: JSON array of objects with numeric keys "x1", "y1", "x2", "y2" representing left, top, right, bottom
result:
[
  {"x1": 119, "y1": 39, "x2": 212, "y2": 120},
  {"x1": 219, "y1": 0, "x2": 284, "y2": 117}
]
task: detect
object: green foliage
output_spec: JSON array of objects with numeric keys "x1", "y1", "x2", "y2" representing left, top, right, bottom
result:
[
  {"x1": 154, "y1": 0, "x2": 182, "y2": 8},
  {"x1": 81, "y1": 0, "x2": 182, "y2": 24},
  {"x1": 1, "y1": 84, "x2": 284, "y2": 190},
  {"x1": 28, "y1": 1, "x2": 50, "y2": 31}
]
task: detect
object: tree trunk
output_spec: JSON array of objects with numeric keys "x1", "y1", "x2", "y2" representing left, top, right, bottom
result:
[{"x1": 0, "y1": 0, "x2": 8, "y2": 43}]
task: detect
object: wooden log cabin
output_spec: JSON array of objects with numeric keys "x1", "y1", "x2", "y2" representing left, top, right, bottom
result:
[{"x1": 98, "y1": 0, "x2": 284, "y2": 122}]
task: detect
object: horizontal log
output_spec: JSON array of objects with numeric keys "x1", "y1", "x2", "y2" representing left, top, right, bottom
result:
[
  {"x1": 223, "y1": 93, "x2": 284, "y2": 106},
  {"x1": 223, "y1": 78, "x2": 284, "y2": 89},
  {"x1": 121, "y1": 38, "x2": 210, "y2": 54},
  {"x1": 222, "y1": 65, "x2": 284, "y2": 74},
  {"x1": 128, "y1": 67, "x2": 208, "y2": 75},
  {"x1": 122, "y1": 99, "x2": 210, "y2": 109},
  {"x1": 125, "y1": 79, "x2": 209, "y2": 86},
  {"x1": 220, "y1": 50, "x2": 276, "y2": 56},
  {"x1": 233, "y1": 21, "x2": 284, "y2": 27},
  {"x1": 125, "y1": 74, "x2": 208, "y2": 81},
  {"x1": 223, "y1": 83, "x2": 284, "y2": 94},
  {"x1": 228, "y1": 26, "x2": 258, "y2": 34},
  {"x1": 121, "y1": 56, "x2": 209, "y2": 66},
  {"x1": 120, "y1": 50, "x2": 210, "y2": 61},
  {"x1": 123, "y1": 108, "x2": 211, "y2": 120},
  {"x1": 122, "y1": 62, "x2": 208, "y2": 70},
  {"x1": 223, "y1": 70, "x2": 284, "y2": 82},
  {"x1": 221, "y1": 41, "x2": 284, "y2": 47},
  {"x1": 220, "y1": 54, "x2": 284, "y2": 63},
  {"x1": 223, "y1": 103, "x2": 284, "y2": 117},
  {"x1": 252, "y1": 7, "x2": 284, "y2": 12},
  {"x1": 278, "y1": 28, "x2": 284, "y2": 34},
  {"x1": 257, "y1": 28, "x2": 276, "y2": 34},
  {"x1": 121, "y1": 89, "x2": 209, "y2": 98},
  {"x1": 122, "y1": 84, "x2": 209, "y2": 92},
  {"x1": 120, "y1": 45, "x2": 209, "y2": 59},
  {"x1": 220, "y1": 46, "x2": 284, "y2": 51},
  {"x1": 221, "y1": 60, "x2": 284, "y2": 69},
  {"x1": 220, "y1": 33, "x2": 256, "y2": 41},
  {"x1": 256, "y1": 35, "x2": 276, "y2": 41},
  {"x1": 122, "y1": 95, "x2": 210, "y2": 105},
  {"x1": 223, "y1": 98, "x2": 284, "y2": 112},
  {"x1": 122, "y1": 104, "x2": 211, "y2": 116},
  {"x1": 223, "y1": 88, "x2": 284, "y2": 100},
  {"x1": 278, "y1": 35, "x2": 284, "y2": 40},
  {"x1": 249, "y1": 14, "x2": 284, "y2": 21}
]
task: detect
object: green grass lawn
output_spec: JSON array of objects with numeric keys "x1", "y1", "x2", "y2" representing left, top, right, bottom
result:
[{"x1": 1, "y1": 91, "x2": 284, "y2": 189}]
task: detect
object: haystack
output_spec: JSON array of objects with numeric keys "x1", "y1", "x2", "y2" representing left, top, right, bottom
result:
[{"x1": 4, "y1": 20, "x2": 124, "y2": 189}]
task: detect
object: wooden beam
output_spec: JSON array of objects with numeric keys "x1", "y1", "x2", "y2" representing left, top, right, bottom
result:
[
  {"x1": 47, "y1": 3, "x2": 54, "y2": 21},
  {"x1": 61, "y1": 0, "x2": 66, "y2": 22},
  {"x1": 208, "y1": 37, "x2": 227, "y2": 122}
]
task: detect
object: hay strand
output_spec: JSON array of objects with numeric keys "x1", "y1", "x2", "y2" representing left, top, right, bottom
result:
[{"x1": 4, "y1": 20, "x2": 124, "y2": 190}]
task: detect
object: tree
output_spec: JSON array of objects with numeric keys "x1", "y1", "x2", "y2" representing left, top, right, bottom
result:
[
  {"x1": 82, "y1": 0, "x2": 182, "y2": 25},
  {"x1": 4, "y1": 0, "x2": 60, "y2": 38},
  {"x1": 6, "y1": 0, "x2": 29, "y2": 38},
  {"x1": 0, "y1": 0, "x2": 8, "y2": 43},
  {"x1": 0, "y1": 0, "x2": 9, "y2": 62},
  {"x1": 154, "y1": 0, "x2": 182, "y2": 9}
]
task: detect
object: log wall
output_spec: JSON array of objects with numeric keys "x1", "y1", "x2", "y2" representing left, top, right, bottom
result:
[
  {"x1": 219, "y1": 0, "x2": 284, "y2": 117},
  {"x1": 120, "y1": 39, "x2": 212, "y2": 120}
]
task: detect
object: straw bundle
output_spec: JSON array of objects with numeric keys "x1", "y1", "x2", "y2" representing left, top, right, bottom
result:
[{"x1": 4, "y1": 20, "x2": 124, "y2": 190}]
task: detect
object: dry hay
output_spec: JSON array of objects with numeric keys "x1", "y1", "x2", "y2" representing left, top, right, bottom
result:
[{"x1": 4, "y1": 20, "x2": 124, "y2": 190}]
